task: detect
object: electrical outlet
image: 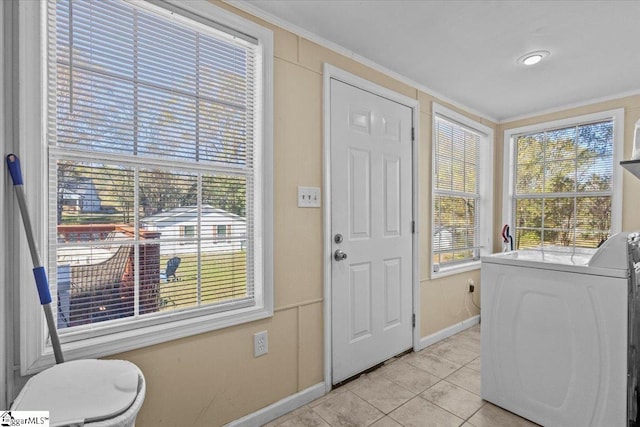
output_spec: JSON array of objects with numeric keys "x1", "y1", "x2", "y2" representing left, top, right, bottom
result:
[
  {"x1": 298, "y1": 186, "x2": 321, "y2": 208},
  {"x1": 254, "y1": 331, "x2": 268, "y2": 357},
  {"x1": 468, "y1": 279, "x2": 475, "y2": 293}
]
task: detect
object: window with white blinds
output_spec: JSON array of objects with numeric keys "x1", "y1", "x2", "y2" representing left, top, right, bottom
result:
[
  {"x1": 512, "y1": 119, "x2": 615, "y2": 250},
  {"x1": 47, "y1": 0, "x2": 271, "y2": 340},
  {"x1": 432, "y1": 115, "x2": 482, "y2": 271}
]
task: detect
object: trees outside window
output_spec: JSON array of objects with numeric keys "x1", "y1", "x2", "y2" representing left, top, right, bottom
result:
[
  {"x1": 504, "y1": 110, "x2": 623, "y2": 253},
  {"x1": 513, "y1": 121, "x2": 614, "y2": 249},
  {"x1": 432, "y1": 103, "x2": 493, "y2": 275}
]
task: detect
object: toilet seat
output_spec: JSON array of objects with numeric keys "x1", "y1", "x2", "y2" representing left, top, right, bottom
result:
[{"x1": 11, "y1": 359, "x2": 142, "y2": 427}]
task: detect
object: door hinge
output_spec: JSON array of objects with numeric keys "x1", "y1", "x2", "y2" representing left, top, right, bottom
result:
[
  {"x1": 412, "y1": 313, "x2": 416, "y2": 328},
  {"x1": 411, "y1": 127, "x2": 415, "y2": 141},
  {"x1": 412, "y1": 221, "x2": 415, "y2": 234}
]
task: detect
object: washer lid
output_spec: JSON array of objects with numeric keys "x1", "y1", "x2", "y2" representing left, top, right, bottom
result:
[
  {"x1": 481, "y1": 247, "x2": 628, "y2": 278},
  {"x1": 12, "y1": 359, "x2": 140, "y2": 427}
]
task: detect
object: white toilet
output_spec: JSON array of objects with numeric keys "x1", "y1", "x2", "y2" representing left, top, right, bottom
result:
[{"x1": 11, "y1": 359, "x2": 145, "y2": 427}]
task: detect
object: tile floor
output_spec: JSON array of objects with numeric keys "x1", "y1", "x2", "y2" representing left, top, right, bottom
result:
[{"x1": 265, "y1": 325, "x2": 539, "y2": 427}]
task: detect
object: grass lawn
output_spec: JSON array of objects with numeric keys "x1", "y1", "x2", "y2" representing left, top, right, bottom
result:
[{"x1": 158, "y1": 250, "x2": 247, "y2": 310}]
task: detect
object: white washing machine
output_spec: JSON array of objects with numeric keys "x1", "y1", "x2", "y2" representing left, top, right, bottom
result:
[{"x1": 481, "y1": 232, "x2": 640, "y2": 427}]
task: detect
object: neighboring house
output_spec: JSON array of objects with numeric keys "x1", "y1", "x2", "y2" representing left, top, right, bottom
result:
[
  {"x1": 59, "y1": 176, "x2": 103, "y2": 213},
  {"x1": 141, "y1": 205, "x2": 246, "y2": 255},
  {"x1": 433, "y1": 226, "x2": 454, "y2": 252}
]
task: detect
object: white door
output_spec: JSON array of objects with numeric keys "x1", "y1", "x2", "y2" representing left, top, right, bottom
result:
[{"x1": 330, "y1": 78, "x2": 413, "y2": 384}]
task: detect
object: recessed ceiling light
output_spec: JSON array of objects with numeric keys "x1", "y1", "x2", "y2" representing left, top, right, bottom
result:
[
  {"x1": 523, "y1": 54, "x2": 543, "y2": 65},
  {"x1": 517, "y1": 50, "x2": 550, "y2": 66}
]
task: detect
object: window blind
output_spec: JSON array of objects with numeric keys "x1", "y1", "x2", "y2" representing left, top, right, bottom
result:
[
  {"x1": 512, "y1": 120, "x2": 613, "y2": 250},
  {"x1": 48, "y1": 0, "x2": 258, "y2": 335},
  {"x1": 433, "y1": 116, "x2": 481, "y2": 270}
]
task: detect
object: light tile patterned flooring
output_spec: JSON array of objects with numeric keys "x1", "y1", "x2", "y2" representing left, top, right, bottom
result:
[{"x1": 265, "y1": 325, "x2": 539, "y2": 427}]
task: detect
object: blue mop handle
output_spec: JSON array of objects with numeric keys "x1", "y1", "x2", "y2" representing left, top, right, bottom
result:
[
  {"x1": 32, "y1": 267, "x2": 52, "y2": 305},
  {"x1": 6, "y1": 154, "x2": 63, "y2": 363},
  {"x1": 7, "y1": 153, "x2": 23, "y2": 185}
]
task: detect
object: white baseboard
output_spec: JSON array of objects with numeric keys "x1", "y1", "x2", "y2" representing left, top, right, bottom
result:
[
  {"x1": 225, "y1": 316, "x2": 481, "y2": 426},
  {"x1": 418, "y1": 315, "x2": 480, "y2": 351},
  {"x1": 224, "y1": 382, "x2": 325, "y2": 427}
]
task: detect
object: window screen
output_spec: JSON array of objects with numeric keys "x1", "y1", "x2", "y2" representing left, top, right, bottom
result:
[
  {"x1": 433, "y1": 116, "x2": 481, "y2": 270},
  {"x1": 48, "y1": 0, "x2": 259, "y2": 334},
  {"x1": 512, "y1": 120, "x2": 613, "y2": 250}
]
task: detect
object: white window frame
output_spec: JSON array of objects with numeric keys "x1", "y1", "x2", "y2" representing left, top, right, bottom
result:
[
  {"x1": 431, "y1": 103, "x2": 494, "y2": 278},
  {"x1": 17, "y1": 0, "x2": 273, "y2": 374},
  {"x1": 502, "y1": 109, "x2": 624, "y2": 250}
]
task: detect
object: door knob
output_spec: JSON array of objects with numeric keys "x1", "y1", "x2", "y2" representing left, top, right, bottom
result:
[{"x1": 334, "y1": 249, "x2": 347, "y2": 261}]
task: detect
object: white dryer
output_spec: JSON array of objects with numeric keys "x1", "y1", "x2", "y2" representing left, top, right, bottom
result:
[{"x1": 481, "y1": 232, "x2": 640, "y2": 427}]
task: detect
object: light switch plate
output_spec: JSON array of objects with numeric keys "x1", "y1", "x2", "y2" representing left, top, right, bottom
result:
[{"x1": 298, "y1": 186, "x2": 321, "y2": 208}]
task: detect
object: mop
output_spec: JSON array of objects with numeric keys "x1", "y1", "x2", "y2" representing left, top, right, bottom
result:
[
  {"x1": 7, "y1": 154, "x2": 64, "y2": 363},
  {"x1": 7, "y1": 154, "x2": 146, "y2": 425}
]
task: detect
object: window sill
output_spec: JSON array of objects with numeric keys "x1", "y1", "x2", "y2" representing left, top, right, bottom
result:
[{"x1": 430, "y1": 260, "x2": 481, "y2": 280}]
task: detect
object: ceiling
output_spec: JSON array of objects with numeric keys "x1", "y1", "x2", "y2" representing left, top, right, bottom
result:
[{"x1": 234, "y1": 0, "x2": 640, "y2": 122}]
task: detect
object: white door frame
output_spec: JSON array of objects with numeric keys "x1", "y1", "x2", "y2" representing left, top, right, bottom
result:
[{"x1": 322, "y1": 64, "x2": 420, "y2": 391}]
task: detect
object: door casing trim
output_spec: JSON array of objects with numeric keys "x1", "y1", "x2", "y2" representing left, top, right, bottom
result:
[{"x1": 322, "y1": 64, "x2": 420, "y2": 390}]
